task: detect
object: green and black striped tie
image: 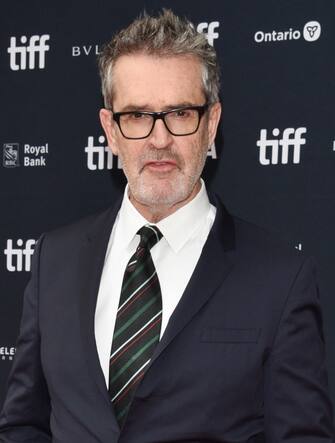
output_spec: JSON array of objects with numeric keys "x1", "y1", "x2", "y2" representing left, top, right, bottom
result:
[{"x1": 109, "y1": 225, "x2": 163, "y2": 428}]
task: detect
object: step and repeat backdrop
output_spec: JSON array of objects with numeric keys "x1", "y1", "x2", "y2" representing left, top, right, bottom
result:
[{"x1": 1, "y1": 0, "x2": 335, "y2": 411}]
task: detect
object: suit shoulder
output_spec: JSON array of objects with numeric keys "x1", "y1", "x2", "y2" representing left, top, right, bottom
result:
[
  {"x1": 41, "y1": 204, "x2": 119, "y2": 248},
  {"x1": 223, "y1": 214, "x2": 319, "y2": 294},
  {"x1": 231, "y1": 214, "x2": 307, "y2": 266}
]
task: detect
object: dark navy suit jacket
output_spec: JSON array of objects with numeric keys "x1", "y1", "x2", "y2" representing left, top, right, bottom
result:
[{"x1": 0, "y1": 197, "x2": 334, "y2": 442}]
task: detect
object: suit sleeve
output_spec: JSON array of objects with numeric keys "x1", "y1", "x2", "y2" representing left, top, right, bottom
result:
[
  {"x1": 0, "y1": 234, "x2": 52, "y2": 442},
  {"x1": 264, "y1": 256, "x2": 335, "y2": 443}
]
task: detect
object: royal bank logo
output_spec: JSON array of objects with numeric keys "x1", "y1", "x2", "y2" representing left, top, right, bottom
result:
[
  {"x1": 254, "y1": 20, "x2": 321, "y2": 44},
  {"x1": 23, "y1": 143, "x2": 49, "y2": 166},
  {"x1": 0, "y1": 346, "x2": 16, "y2": 362},
  {"x1": 257, "y1": 127, "x2": 307, "y2": 165},
  {"x1": 4, "y1": 239, "x2": 36, "y2": 272},
  {"x1": 2, "y1": 143, "x2": 49, "y2": 168},
  {"x1": 7, "y1": 35, "x2": 50, "y2": 70},
  {"x1": 3, "y1": 143, "x2": 20, "y2": 167}
]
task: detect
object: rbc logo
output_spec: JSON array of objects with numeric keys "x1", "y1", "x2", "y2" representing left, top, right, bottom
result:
[
  {"x1": 257, "y1": 127, "x2": 307, "y2": 165},
  {"x1": 7, "y1": 35, "x2": 50, "y2": 70},
  {"x1": 4, "y1": 239, "x2": 36, "y2": 272},
  {"x1": 197, "y1": 22, "x2": 220, "y2": 46},
  {"x1": 3, "y1": 143, "x2": 20, "y2": 167}
]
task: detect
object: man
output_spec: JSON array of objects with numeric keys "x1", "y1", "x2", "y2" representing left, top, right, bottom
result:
[{"x1": 0, "y1": 9, "x2": 334, "y2": 443}]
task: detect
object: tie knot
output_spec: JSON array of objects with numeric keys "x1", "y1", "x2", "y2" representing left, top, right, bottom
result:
[{"x1": 137, "y1": 225, "x2": 162, "y2": 250}]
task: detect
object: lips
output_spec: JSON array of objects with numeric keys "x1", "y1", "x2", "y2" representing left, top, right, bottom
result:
[{"x1": 144, "y1": 160, "x2": 177, "y2": 172}]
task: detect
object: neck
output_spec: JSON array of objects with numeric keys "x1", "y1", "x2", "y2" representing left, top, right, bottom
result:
[{"x1": 129, "y1": 181, "x2": 201, "y2": 223}]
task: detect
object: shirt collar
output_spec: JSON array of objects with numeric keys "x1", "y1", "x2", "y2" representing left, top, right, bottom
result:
[{"x1": 116, "y1": 179, "x2": 212, "y2": 253}]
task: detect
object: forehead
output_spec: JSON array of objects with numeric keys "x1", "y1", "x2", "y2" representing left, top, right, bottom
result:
[{"x1": 112, "y1": 53, "x2": 205, "y2": 110}]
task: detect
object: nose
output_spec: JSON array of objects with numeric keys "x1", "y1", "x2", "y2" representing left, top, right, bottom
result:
[{"x1": 148, "y1": 118, "x2": 173, "y2": 149}]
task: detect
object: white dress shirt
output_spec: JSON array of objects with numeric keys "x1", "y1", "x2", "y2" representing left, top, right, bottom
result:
[{"x1": 94, "y1": 179, "x2": 216, "y2": 387}]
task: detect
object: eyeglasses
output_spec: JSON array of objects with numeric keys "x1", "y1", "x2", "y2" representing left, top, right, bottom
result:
[{"x1": 112, "y1": 104, "x2": 209, "y2": 140}]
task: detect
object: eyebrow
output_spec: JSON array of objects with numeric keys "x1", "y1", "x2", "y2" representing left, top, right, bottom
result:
[{"x1": 117, "y1": 102, "x2": 200, "y2": 112}]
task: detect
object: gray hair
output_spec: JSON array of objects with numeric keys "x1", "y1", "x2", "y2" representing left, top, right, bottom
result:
[{"x1": 98, "y1": 9, "x2": 220, "y2": 109}]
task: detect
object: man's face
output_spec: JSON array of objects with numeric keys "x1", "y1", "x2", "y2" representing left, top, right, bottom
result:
[{"x1": 100, "y1": 53, "x2": 221, "y2": 212}]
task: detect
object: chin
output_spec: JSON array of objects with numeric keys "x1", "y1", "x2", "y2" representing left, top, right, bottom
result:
[{"x1": 130, "y1": 176, "x2": 194, "y2": 208}]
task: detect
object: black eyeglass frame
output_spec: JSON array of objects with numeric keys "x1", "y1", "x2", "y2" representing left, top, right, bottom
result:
[{"x1": 111, "y1": 103, "x2": 209, "y2": 140}]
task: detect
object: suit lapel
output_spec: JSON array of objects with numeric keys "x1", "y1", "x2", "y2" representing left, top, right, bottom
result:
[
  {"x1": 78, "y1": 201, "x2": 122, "y2": 428},
  {"x1": 136, "y1": 196, "x2": 236, "y2": 379}
]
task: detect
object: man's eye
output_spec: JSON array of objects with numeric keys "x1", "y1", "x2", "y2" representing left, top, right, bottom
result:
[
  {"x1": 128, "y1": 112, "x2": 152, "y2": 122},
  {"x1": 132, "y1": 112, "x2": 145, "y2": 119},
  {"x1": 171, "y1": 109, "x2": 191, "y2": 118}
]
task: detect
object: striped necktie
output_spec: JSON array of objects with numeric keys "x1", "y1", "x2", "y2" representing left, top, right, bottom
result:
[{"x1": 109, "y1": 225, "x2": 163, "y2": 428}]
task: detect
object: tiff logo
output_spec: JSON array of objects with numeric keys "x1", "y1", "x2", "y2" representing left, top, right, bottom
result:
[
  {"x1": 257, "y1": 127, "x2": 307, "y2": 165},
  {"x1": 4, "y1": 239, "x2": 36, "y2": 272},
  {"x1": 197, "y1": 22, "x2": 220, "y2": 46},
  {"x1": 7, "y1": 35, "x2": 50, "y2": 70},
  {"x1": 85, "y1": 136, "x2": 218, "y2": 170},
  {"x1": 85, "y1": 136, "x2": 122, "y2": 170}
]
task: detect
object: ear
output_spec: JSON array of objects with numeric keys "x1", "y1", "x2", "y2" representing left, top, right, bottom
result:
[
  {"x1": 99, "y1": 108, "x2": 119, "y2": 155},
  {"x1": 207, "y1": 102, "x2": 222, "y2": 146}
]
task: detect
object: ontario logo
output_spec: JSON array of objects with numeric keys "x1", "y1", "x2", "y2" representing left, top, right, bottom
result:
[{"x1": 254, "y1": 20, "x2": 321, "y2": 44}]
